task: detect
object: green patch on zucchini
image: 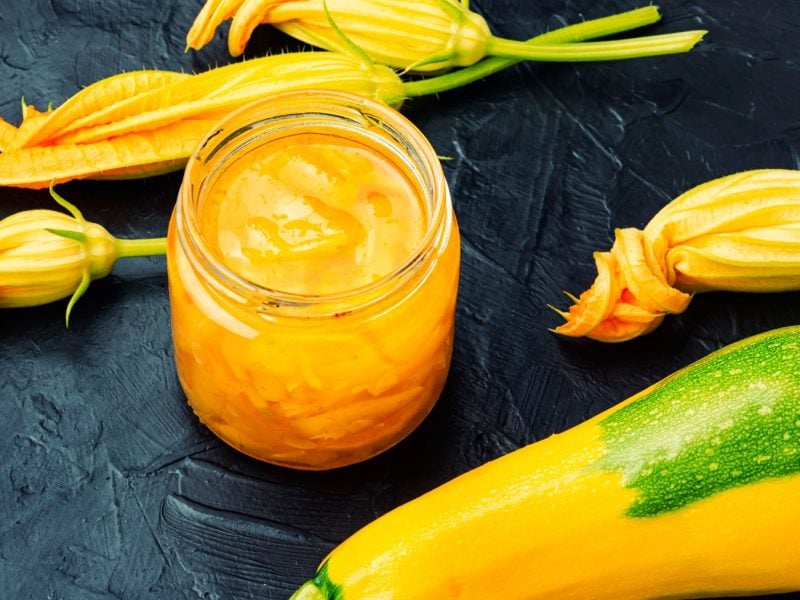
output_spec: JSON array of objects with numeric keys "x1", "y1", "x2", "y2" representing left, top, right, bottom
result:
[{"x1": 599, "y1": 328, "x2": 800, "y2": 517}]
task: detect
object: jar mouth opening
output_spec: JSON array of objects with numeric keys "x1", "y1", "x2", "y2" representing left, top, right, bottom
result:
[{"x1": 177, "y1": 89, "x2": 449, "y2": 308}]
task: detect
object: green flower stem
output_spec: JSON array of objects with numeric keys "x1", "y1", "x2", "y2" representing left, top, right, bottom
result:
[
  {"x1": 403, "y1": 6, "x2": 705, "y2": 98},
  {"x1": 485, "y1": 31, "x2": 706, "y2": 62},
  {"x1": 532, "y1": 6, "x2": 662, "y2": 44},
  {"x1": 115, "y1": 237, "x2": 168, "y2": 259}
]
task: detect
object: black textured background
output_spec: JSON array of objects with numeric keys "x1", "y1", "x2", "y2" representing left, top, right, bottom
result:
[{"x1": 2, "y1": 1, "x2": 800, "y2": 599}]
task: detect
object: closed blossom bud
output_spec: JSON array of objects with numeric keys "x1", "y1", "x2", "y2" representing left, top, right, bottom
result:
[
  {"x1": 191, "y1": 0, "x2": 491, "y2": 70},
  {"x1": 187, "y1": 1, "x2": 706, "y2": 73},
  {"x1": 0, "y1": 186, "x2": 166, "y2": 324},
  {"x1": 0, "y1": 208, "x2": 116, "y2": 307}
]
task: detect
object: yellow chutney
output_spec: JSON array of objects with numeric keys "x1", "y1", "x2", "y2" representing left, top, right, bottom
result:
[{"x1": 167, "y1": 91, "x2": 460, "y2": 469}]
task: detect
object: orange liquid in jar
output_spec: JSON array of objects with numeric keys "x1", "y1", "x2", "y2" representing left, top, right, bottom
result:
[
  {"x1": 168, "y1": 103, "x2": 460, "y2": 470},
  {"x1": 201, "y1": 134, "x2": 426, "y2": 294}
]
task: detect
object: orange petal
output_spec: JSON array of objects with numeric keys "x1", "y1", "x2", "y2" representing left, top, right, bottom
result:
[
  {"x1": 0, "y1": 118, "x2": 217, "y2": 189},
  {"x1": 609, "y1": 300, "x2": 660, "y2": 323},
  {"x1": 187, "y1": 0, "x2": 247, "y2": 51},
  {"x1": 0, "y1": 117, "x2": 17, "y2": 152},
  {"x1": 229, "y1": 0, "x2": 269, "y2": 56},
  {"x1": 5, "y1": 103, "x2": 54, "y2": 150},
  {"x1": 612, "y1": 227, "x2": 691, "y2": 314},
  {"x1": 586, "y1": 312, "x2": 665, "y2": 343},
  {"x1": 552, "y1": 251, "x2": 620, "y2": 337},
  {"x1": 16, "y1": 71, "x2": 190, "y2": 149}
]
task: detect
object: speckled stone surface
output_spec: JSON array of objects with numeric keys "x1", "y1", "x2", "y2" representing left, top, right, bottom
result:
[{"x1": 1, "y1": 1, "x2": 799, "y2": 598}]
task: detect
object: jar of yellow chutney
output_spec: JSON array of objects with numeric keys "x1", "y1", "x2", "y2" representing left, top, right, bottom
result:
[{"x1": 167, "y1": 90, "x2": 460, "y2": 470}]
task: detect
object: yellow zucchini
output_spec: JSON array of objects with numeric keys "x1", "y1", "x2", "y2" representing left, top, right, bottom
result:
[{"x1": 290, "y1": 326, "x2": 800, "y2": 599}]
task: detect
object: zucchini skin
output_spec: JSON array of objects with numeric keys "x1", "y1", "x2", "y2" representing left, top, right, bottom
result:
[{"x1": 291, "y1": 326, "x2": 800, "y2": 599}]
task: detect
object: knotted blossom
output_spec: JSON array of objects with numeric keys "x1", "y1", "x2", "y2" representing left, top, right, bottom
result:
[{"x1": 553, "y1": 170, "x2": 800, "y2": 342}]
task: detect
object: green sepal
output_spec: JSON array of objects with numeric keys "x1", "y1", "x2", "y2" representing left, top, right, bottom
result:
[
  {"x1": 49, "y1": 181, "x2": 86, "y2": 223},
  {"x1": 401, "y1": 49, "x2": 457, "y2": 74},
  {"x1": 321, "y1": 0, "x2": 373, "y2": 68},
  {"x1": 436, "y1": 0, "x2": 467, "y2": 21},
  {"x1": 47, "y1": 182, "x2": 92, "y2": 327},
  {"x1": 65, "y1": 268, "x2": 91, "y2": 328},
  {"x1": 45, "y1": 228, "x2": 88, "y2": 243},
  {"x1": 400, "y1": 0, "x2": 469, "y2": 73}
]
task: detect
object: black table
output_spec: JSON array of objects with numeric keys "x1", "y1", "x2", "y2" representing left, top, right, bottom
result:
[{"x1": 2, "y1": 1, "x2": 799, "y2": 598}]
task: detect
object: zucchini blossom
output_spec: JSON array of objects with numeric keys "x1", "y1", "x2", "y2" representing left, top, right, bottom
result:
[
  {"x1": 2, "y1": 7, "x2": 705, "y2": 190},
  {"x1": 0, "y1": 186, "x2": 166, "y2": 324},
  {"x1": 187, "y1": 1, "x2": 706, "y2": 72},
  {"x1": 552, "y1": 170, "x2": 800, "y2": 342}
]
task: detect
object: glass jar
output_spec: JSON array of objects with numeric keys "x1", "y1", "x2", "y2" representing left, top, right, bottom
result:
[{"x1": 167, "y1": 90, "x2": 460, "y2": 470}]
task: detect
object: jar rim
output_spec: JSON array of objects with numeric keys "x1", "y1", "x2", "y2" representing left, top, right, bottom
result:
[{"x1": 176, "y1": 89, "x2": 451, "y2": 311}]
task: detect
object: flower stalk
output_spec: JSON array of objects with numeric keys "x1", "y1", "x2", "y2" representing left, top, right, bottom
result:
[{"x1": 0, "y1": 185, "x2": 166, "y2": 325}]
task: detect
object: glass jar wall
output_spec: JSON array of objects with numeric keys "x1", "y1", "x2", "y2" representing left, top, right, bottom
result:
[{"x1": 167, "y1": 90, "x2": 460, "y2": 469}]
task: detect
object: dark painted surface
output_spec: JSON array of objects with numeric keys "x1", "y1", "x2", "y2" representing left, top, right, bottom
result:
[{"x1": 1, "y1": 1, "x2": 799, "y2": 598}]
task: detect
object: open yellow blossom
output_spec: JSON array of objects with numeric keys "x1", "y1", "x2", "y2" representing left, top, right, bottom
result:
[
  {"x1": 187, "y1": 1, "x2": 706, "y2": 73},
  {"x1": 0, "y1": 187, "x2": 166, "y2": 324},
  {"x1": 552, "y1": 169, "x2": 800, "y2": 342}
]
